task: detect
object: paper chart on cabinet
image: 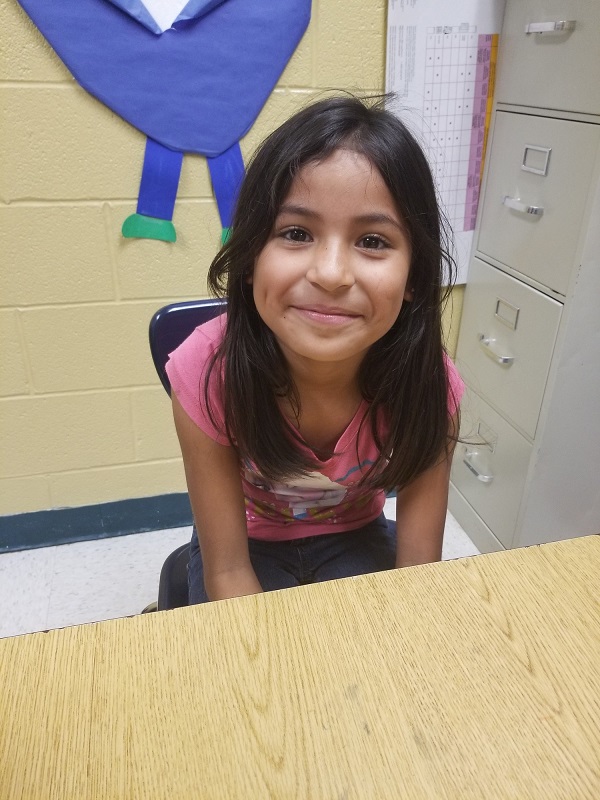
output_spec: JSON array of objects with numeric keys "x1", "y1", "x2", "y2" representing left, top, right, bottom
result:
[{"x1": 386, "y1": 0, "x2": 506, "y2": 283}]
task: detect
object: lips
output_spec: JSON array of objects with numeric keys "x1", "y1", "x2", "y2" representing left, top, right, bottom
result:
[{"x1": 291, "y1": 304, "x2": 362, "y2": 325}]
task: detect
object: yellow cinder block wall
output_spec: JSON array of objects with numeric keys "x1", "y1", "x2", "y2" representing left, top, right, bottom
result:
[{"x1": 1, "y1": 0, "x2": 464, "y2": 517}]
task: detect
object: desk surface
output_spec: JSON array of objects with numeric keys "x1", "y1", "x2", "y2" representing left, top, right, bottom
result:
[{"x1": 1, "y1": 536, "x2": 599, "y2": 799}]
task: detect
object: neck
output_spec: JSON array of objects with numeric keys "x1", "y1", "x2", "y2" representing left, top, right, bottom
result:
[
  {"x1": 277, "y1": 352, "x2": 366, "y2": 453},
  {"x1": 281, "y1": 349, "x2": 364, "y2": 398}
]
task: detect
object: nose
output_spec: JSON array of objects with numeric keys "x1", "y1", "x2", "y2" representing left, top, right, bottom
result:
[{"x1": 306, "y1": 241, "x2": 355, "y2": 291}]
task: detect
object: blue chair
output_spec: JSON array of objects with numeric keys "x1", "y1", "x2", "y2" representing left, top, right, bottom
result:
[{"x1": 146, "y1": 298, "x2": 226, "y2": 611}]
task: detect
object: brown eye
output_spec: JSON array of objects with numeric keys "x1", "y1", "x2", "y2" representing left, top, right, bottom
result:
[
  {"x1": 283, "y1": 227, "x2": 311, "y2": 242},
  {"x1": 360, "y1": 235, "x2": 386, "y2": 250}
]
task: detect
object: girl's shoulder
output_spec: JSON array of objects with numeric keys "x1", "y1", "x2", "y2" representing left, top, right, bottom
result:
[
  {"x1": 164, "y1": 313, "x2": 229, "y2": 442},
  {"x1": 167, "y1": 313, "x2": 227, "y2": 370}
]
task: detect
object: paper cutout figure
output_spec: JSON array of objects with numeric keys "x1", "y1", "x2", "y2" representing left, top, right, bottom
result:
[{"x1": 18, "y1": 0, "x2": 311, "y2": 241}]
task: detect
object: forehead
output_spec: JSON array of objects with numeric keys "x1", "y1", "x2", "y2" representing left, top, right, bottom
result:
[{"x1": 282, "y1": 149, "x2": 399, "y2": 214}]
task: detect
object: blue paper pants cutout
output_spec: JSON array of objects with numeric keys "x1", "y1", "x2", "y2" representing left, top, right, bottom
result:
[
  {"x1": 207, "y1": 142, "x2": 245, "y2": 230},
  {"x1": 137, "y1": 138, "x2": 183, "y2": 220},
  {"x1": 124, "y1": 137, "x2": 244, "y2": 242}
]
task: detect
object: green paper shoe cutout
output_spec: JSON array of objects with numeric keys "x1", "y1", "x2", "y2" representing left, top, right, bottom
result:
[
  {"x1": 221, "y1": 227, "x2": 232, "y2": 245},
  {"x1": 122, "y1": 213, "x2": 176, "y2": 242}
]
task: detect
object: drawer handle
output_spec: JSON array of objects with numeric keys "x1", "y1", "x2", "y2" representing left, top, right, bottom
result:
[
  {"x1": 463, "y1": 450, "x2": 494, "y2": 484},
  {"x1": 478, "y1": 334, "x2": 515, "y2": 366},
  {"x1": 503, "y1": 196, "x2": 544, "y2": 217},
  {"x1": 525, "y1": 20, "x2": 576, "y2": 34}
]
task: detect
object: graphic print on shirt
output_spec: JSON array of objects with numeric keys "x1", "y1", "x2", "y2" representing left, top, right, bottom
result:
[{"x1": 243, "y1": 460, "x2": 376, "y2": 522}]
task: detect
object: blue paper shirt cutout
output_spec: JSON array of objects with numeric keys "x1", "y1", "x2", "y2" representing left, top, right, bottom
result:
[
  {"x1": 18, "y1": 0, "x2": 310, "y2": 156},
  {"x1": 18, "y1": 0, "x2": 311, "y2": 239}
]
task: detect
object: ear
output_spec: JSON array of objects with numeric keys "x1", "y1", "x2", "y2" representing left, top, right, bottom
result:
[{"x1": 403, "y1": 287, "x2": 414, "y2": 302}]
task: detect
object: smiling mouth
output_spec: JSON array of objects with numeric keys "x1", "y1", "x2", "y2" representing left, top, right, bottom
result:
[{"x1": 291, "y1": 305, "x2": 361, "y2": 324}]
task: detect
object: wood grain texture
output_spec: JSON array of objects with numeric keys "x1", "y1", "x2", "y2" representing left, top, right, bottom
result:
[{"x1": 1, "y1": 536, "x2": 599, "y2": 799}]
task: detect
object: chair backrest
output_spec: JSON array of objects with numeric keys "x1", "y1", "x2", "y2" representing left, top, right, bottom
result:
[{"x1": 149, "y1": 299, "x2": 226, "y2": 394}]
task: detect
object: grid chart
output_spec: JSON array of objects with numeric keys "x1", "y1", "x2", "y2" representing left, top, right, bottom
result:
[{"x1": 424, "y1": 27, "x2": 497, "y2": 232}]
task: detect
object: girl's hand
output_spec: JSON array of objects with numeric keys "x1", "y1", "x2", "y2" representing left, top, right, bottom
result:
[
  {"x1": 205, "y1": 565, "x2": 263, "y2": 602},
  {"x1": 172, "y1": 392, "x2": 263, "y2": 601}
]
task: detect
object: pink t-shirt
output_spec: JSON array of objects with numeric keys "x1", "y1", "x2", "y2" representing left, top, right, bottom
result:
[{"x1": 166, "y1": 314, "x2": 464, "y2": 541}]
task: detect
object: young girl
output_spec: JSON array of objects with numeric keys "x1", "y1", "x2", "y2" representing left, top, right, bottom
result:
[{"x1": 166, "y1": 96, "x2": 464, "y2": 603}]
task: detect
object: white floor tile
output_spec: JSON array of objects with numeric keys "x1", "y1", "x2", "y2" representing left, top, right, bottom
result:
[
  {"x1": 442, "y1": 512, "x2": 481, "y2": 561},
  {"x1": 45, "y1": 526, "x2": 192, "y2": 631},
  {"x1": 0, "y1": 546, "x2": 56, "y2": 638},
  {"x1": 1, "y1": 527, "x2": 192, "y2": 638}
]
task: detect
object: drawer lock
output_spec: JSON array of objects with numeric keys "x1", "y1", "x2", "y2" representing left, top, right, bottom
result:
[{"x1": 478, "y1": 334, "x2": 515, "y2": 366}]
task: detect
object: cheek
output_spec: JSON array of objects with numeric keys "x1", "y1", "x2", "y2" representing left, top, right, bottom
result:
[{"x1": 374, "y1": 269, "x2": 411, "y2": 308}]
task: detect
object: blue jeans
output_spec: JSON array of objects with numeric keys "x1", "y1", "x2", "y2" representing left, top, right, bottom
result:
[{"x1": 188, "y1": 513, "x2": 396, "y2": 604}]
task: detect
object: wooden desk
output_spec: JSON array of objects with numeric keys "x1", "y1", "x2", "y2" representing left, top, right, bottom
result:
[{"x1": 1, "y1": 537, "x2": 599, "y2": 798}]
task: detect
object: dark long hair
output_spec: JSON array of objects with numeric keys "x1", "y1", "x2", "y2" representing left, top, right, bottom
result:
[{"x1": 207, "y1": 95, "x2": 458, "y2": 491}]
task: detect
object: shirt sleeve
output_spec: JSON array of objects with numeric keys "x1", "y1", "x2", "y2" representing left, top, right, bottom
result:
[
  {"x1": 444, "y1": 352, "x2": 465, "y2": 417},
  {"x1": 165, "y1": 316, "x2": 231, "y2": 445}
]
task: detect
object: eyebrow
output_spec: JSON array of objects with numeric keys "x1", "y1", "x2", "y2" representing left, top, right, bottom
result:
[{"x1": 277, "y1": 204, "x2": 404, "y2": 231}]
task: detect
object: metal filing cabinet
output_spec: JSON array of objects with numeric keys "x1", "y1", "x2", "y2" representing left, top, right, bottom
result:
[{"x1": 449, "y1": 0, "x2": 600, "y2": 551}]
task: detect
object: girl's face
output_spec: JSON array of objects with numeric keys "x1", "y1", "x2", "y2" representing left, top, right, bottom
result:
[{"x1": 251, "y1": 149, "x2": 413, "y2": 375}]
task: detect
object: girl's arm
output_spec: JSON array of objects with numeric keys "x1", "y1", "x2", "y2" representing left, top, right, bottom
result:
[
  {"x1": 394, "y1": 412, "x2": 459, "y2": 568},
  {"x1": 172, "y1": 392, "x2": 263, "y2": 601}
]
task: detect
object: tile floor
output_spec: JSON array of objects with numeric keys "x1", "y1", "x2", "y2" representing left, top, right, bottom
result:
[{"x1": 0, "y1": 499, "x2": 479, "y2": 639}]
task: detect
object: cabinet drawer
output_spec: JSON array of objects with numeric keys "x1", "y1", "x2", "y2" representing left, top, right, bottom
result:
[
  {"x1": 495, "y1": 0, "x2": 600, "y2": 114},
  {"x1": 477, "y1": 111, "x2": 600, "y2": 296},
  {"x1": 456, "y1": 258, "x2": 562, "y2": 440},
  {"x1": 451, "y1": 390, "x2": 532, "y2": 548}
]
